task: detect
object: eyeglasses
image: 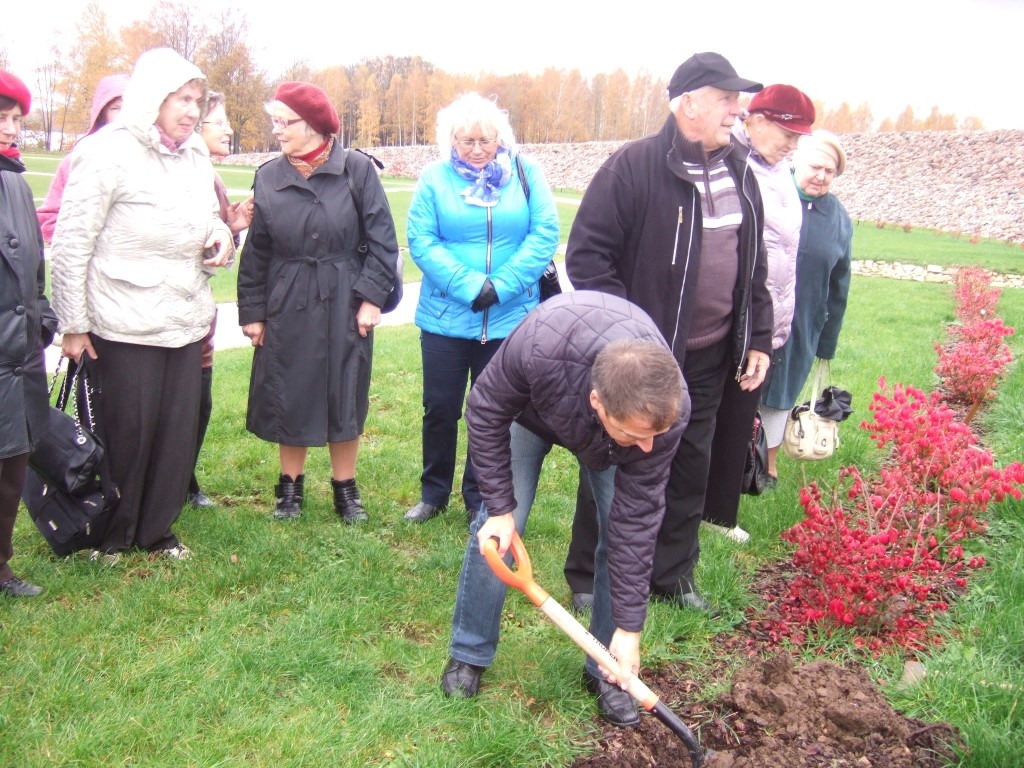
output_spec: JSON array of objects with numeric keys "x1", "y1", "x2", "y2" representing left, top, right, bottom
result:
[
  {"x1": 202, "y1": 120, "x2": 232, "y2": 130},
  {"x1": 454, "y1": 137, "x2": 497, "y2": 149},
  {"x1": 271, "y1": 117, "x2": 304, "y2": 130}
]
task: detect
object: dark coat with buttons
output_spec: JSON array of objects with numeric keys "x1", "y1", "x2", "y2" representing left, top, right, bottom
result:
[
  {"x1": 466, "y1": 291, "x2": 690, "y2": 632},
  {"x1": 0, "y1": 154, "x2": 58, "y2": 459},
  {"x1": 237, "y1": 143, "x2": 400, "y2": 445}
]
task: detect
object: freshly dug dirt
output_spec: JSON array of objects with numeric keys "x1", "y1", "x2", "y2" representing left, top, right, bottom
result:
[{"x1": 571, "y1": 654, "x2": 963, "y2": 768}]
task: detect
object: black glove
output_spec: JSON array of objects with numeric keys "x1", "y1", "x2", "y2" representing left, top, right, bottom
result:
[{"x1": 471, "y1": 278, "x2": 499, "y2": 312}]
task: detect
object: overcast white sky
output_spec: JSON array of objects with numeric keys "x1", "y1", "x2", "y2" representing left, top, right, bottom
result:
[{"x1": 4, "y1": 0, "x2": 1021, "y2": 129}]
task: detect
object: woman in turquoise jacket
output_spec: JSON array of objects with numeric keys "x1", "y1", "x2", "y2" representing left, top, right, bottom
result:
[{"x1": 405, "y1": 92, "x2": 559, "y2": 523}]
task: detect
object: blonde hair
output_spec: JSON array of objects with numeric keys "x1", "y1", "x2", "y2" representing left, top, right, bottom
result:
[{"x1": 435, "y1": 92, "x2": 517, "y2": 157}]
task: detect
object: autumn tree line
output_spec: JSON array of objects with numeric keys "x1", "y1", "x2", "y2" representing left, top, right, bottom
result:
[{"x1": 8, "y1": 1, "x2": 984, "y2": 156}]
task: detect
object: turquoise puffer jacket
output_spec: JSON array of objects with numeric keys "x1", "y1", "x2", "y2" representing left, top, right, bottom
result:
[{"x1": 408, "y1": 153, "x2": 559, "y2": 342}]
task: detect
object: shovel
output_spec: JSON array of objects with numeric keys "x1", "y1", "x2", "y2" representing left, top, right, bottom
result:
[{"x1": 483, "y1": 532, "x2": 706, "y2": 768}]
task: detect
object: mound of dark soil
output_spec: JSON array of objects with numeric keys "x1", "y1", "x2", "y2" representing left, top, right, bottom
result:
[{"x1": 571, "y1": 654, "x2": 962, "y2": 768}]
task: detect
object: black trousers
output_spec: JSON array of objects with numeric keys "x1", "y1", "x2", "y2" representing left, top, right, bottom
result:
[
  {"x1": 189, "y1": 365, "x2": 214, "y2": 495},
  {"x1": 90, "y1": 336, "x2": 202, "y2": 553},
  {"x1": 418, "y1": 331, "x2": 503, "y2": 511},
  {"x1": 702, "y1": 375, "x2": 763, "y2": 528},
  {"x1": 0, "y1": 453, "x2": 29, "y2": 583},
  {"x1": 564, "y1": 340, "x2": 732, "y2": 597}
]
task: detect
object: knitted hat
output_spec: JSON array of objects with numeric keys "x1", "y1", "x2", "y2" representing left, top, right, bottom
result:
[
  {"x1": 799, "y1": 130, "x2": 847, "y2": 177},
  {"x1": 0, "y1": 70, "x2": 32, "y2": 114},
  {"x1": 667, "y1": 52, "x2": 762, "y2": 100},
  {"x1": 747, "y1": 84, "x2": 815, "y2": 135},
  {"x1": 274, "y1": 82, "x2": 340, "y2": 136}
]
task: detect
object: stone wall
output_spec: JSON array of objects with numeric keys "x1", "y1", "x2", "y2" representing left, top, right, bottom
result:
[
  {"x1": 229, "y1": 129, "x2": 1024, "y2": 244},
  {"x1": 852, "y1": 261, "x2": 1024, "y2": 288}
]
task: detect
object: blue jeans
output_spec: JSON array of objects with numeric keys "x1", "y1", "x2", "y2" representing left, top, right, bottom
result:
[
  {"x1": 419, "y1": 331, "x2": 504, "y2": 511},
  {"x1": 449, "y1": 423, "x2": 615, "y2": 679}
]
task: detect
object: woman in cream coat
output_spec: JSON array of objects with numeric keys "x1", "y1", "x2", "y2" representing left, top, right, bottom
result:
[{"x1": 51, "y1": 48, "x2": 234, "y2": 563}]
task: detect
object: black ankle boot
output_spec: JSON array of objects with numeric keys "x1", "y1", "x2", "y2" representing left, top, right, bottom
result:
[
  {"x1": 332, "y1": 478, "x2": 368, "y2": 524},
  {"x1": 274, "y1": 474, "x2": 304, "y2": 520}
]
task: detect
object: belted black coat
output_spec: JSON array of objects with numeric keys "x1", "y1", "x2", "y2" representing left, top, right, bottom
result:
[{"x1": 238, "y1": 143, "x2": 400, "y2": 445}]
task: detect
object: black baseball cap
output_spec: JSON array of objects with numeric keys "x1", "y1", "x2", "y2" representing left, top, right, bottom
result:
[{"x1": 667, "y1": 52, "x2": 763, "y2": 99}]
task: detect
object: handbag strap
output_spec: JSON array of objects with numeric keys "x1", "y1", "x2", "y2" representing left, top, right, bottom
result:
[
  {"x1": 809, "y1": 358, "x2": 832, "y2": 403},
  {"x1": 515, "y1": 154, "x2": 531, "y2": 202}
]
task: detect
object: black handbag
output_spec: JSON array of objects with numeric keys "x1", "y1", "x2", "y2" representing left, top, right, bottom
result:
[
  {"x1": 742, "y1": 411, "x2": 770, "y2": 496},
  {"x1": 27, "y1": 357, "x2": 103, "y2": 495},
  {"x1": 23, "y1": 357, "x2": 120, "y2": 556},
  {"x1": 539, "y1": 260, "x2": 562, "y2": 301},
  {"x1": 22, "y1": 471, "x2": 115, "y2": 556}
]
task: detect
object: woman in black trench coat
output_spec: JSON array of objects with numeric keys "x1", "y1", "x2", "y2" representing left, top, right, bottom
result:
[{"x1": 238, "y1": 82, "x2": 400, "y2": 523}]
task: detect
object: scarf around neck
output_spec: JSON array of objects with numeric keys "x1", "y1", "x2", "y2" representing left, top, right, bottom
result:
[
  {"x1": 289, "y1": 137, "x2": 333, "y2": 179},
  {"x1": 449, "y1": 146, "x2": 512, "y2": 207},
  {"x1": 0, "y1": 143, "x2": 20, "y2": 160}
]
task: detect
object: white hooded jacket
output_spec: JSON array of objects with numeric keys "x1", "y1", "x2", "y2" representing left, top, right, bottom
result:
[{"x1": 51, "y1": 48, "x2": 233, "y2": 347}]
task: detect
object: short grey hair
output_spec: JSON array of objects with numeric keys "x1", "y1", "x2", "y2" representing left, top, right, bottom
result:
[
  {"x1": 264, "y1": 99, "x2": 320, "y2": 139},
  {"x1": 435, "y1": 92, "x2": 517, "y2": 158}
]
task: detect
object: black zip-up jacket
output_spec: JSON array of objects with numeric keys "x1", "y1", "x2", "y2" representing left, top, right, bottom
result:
[
  {"x1": 466, "y1": 291, "x2": 689, "y2": 632},
  {"x1": 566, "y1": 115, "x2": 772, "y2": 377}
]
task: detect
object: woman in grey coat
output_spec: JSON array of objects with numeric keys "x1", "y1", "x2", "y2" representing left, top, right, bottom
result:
[
  {"x1": 759, "y1": 131, "x2": 852, "y2": 481},
  {"x1": 238, "y1": 82, "x2": 400, "y2": 523}
]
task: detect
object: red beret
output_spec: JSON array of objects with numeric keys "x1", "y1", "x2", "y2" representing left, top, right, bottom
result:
[
  {"x1": 0, "y1": 70, "x2": 31, "y2": 115},
  {"x1": 275, "y1": 81, "x2": 340, "y2": 137},
  {"x1": 748, "y1": 84, "x2": 815, "y2": 135}
]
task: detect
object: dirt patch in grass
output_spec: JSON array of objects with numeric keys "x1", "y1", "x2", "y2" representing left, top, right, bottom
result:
[{"x1": 571, "y1": 562, "x2": 964, "y2": 768}]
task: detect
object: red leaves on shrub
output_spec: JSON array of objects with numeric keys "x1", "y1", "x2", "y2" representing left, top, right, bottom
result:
[{"x1": 766, "y1": 266, "x2": 1021, "y2": 654}]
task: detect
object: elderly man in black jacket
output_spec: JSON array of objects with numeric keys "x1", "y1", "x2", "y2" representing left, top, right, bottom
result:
[
  {"x1": 563, "y1": 52, "x2": 772, "y2": 616},
  {"x1": 440, "y1": 291, "x2": 689, "y2": 728}
]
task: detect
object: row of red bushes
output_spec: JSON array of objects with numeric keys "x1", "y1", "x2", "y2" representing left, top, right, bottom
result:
[{"x1": 766, "y1": 267, "x2": 1022, "y2": 654}]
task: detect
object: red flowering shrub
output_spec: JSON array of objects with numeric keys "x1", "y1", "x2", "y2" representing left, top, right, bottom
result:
[
  {"x1": 936, "y1": 267, "x2": 1015, "y2": 407},
  {"x1": 951, "y1": 266, "x2": 1000, "y2": 323},
  {"x1": 777, "y1": 469, "x2": 978, "y2": 652},
  {"x1": 766, "y1": 267, "x2": 1021, "y2": 654},
  {"x1": 935, "y1": 317, "x2": 1015, "y2": 406}
]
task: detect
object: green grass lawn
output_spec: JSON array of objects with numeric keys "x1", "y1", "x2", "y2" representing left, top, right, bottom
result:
[{"x1": 2, "y1": 276, "x2": 1022, "y2": 766}]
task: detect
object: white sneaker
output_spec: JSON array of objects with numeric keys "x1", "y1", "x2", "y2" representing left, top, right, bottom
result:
[
  {"x1": 89, "y1": 550, "x2": 122, "y2": 566},
  {"x1": 162, "y1": 544, "x2": 193, "y2": 561},
  {"x1": 701, "y1": 521, "x2": 750, "y2": 544}
]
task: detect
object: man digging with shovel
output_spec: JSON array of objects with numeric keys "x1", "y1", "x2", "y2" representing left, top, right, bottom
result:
[{"x1": 440, "y1": 290, "x2": 689, "y2": 728}]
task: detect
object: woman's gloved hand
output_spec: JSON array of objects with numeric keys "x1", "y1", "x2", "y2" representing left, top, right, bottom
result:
[{"x1": 471, "y1": 278, "x2": 499, "y2": 312}]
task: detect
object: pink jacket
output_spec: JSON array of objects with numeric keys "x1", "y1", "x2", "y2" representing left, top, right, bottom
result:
[{"x1": 37, "y1": 74, "x2": 130, "y2": 242}]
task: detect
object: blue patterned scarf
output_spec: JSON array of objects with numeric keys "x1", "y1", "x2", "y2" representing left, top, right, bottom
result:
[{"x1": 449, "y1": 147, "x2": 512, "y2": 207}]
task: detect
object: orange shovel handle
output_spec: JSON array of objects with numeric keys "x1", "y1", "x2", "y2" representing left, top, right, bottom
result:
[{"x1": 482, "y1": 533, "x2": 549, "y2": 607}]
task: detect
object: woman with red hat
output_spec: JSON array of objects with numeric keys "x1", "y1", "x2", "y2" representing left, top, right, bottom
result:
[
  {"x1": 702, "y1": 84, "x2": 816, "y2": 544},
  {"x1": 238, "y1": 82, "x2": 400, "y2": 523},
  {"x1": 0, "y1": 69, "x2": 58, "y2": 596}
]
